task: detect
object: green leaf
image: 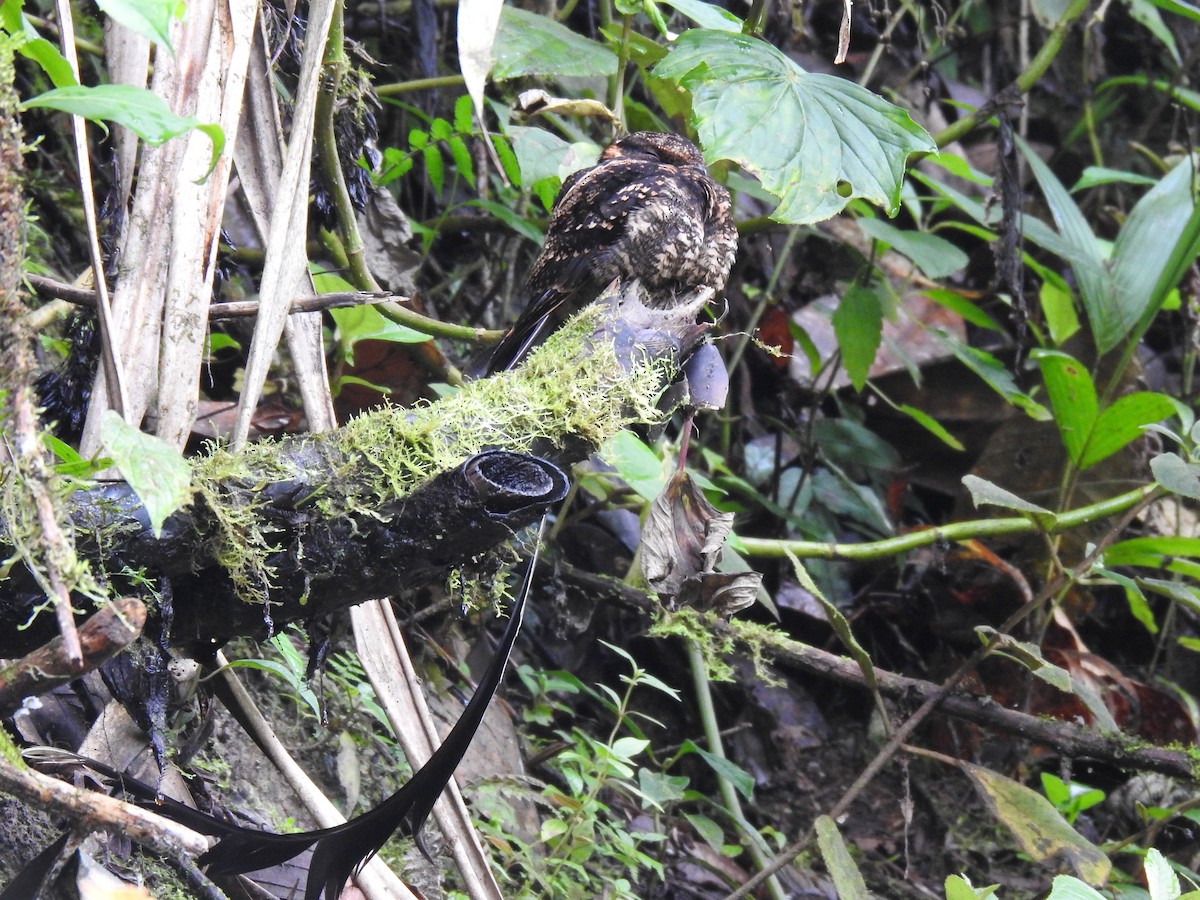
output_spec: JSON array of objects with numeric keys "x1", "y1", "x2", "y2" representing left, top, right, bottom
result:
[
  {"x1": 895, "y1": 403, "x2": 964, "y2": 451},
  {"x1": 1110, "y1": 154, "x2": 1200, "y2": 351},
  {"x1": 493, "y1": 6, "x2": 618, "y2": 80},
  {"x1": 1144, "y1": 848, "x2": 1182, "y2": 900},
  {"x1": 683, "y1": 812, "x2": 725, "y2": 853},
  {"x1": 468, "y1": 199, "x2": 543, "y2": 244},
  {"x1": 812, "y1": 418, "x2": 901, "y2": 471},
  {"x1": 921, "y1": 288, "x2": 1003, "y2": 331},
  {"x1": 858, "y1": 218, "x2": 968, "y2": 278},
  {"x1": 638, "y1": 769, "x2": 689, "y2": 808},
  {"x1": 1151, "y1": 451, "x2": 1200, "y2": 500},
  {"x1": 683, "y1": 741, "x2": 755, "y2": 800},
  {"x1": 1141, "y1": 578, "x2": 1200, "y2": 615},
  {"x1": 977, "y1": 627, "x2": 1071, "y2": 693},
  {"x1": 1031, "y1": 0, "x2": 1074, "y2": 25},
  {"x1": 17, "y1": 35, "x2": 76, "y2": 88},
  {"x1": 831, "y1": 284, "x2": 882, "y2": 391},
  {"x1": 98, "y1": 410, "x2": 192, "y2": 538},
  {"x1": 453, "y1": 93, "x2": 475, "y2": 134},
  {"x1": 1125, "y1": 0, "x2": 1180, "y2": 62},
  {"x1": 490, "y1": 132, "x2": 522, "y2": 186},
  {"x1": 423, "y1": 144, "x2": 444, "y2": 195},
  {"x1": 787, "y1": 549, "x2": 878, "y2": 690},
  {"x1": 4, "y1": 6, "x2": 77, "y2": 88},
  {"x1": 658, "y1": 0, "x2": 743, "y2": 30},
  {"x1": 961, "y1": 475, "x2": 1054, "y2": 518},
  {"x1": 1034, "y1": 350, "x2": 1098, "y2": 466},
  {"x1": 1079, "y1": 391, "x2": 1176, "y2": 469},
  {"x1": 447, "y1": 134, "x2": 475, "y2": 183},
  {"x1": 328, "y1": 304, "x2": 430, "y2": 366},
  {"x1": 95, "y1": 0, "x2": 185, "y2": 53},
  {"x1": 812, "y1": 467, "x2": 894, "y2": 536},
  {"x1": 815, "y1": 816, "x2": 870, "y2": 900},
  {"x1": 963, "y1": 762, "x2": 1111, "y2": 884},
  {"x1": 377, "y1": 148, "x2": 414, "y2": 186},
  {"x1": 653, "y1": 30, "x2": 935, "y2": 224},
  {"x1": 1104, "y1": 535, "x2": 1200, "y2": 565},
  {"x1": 42, "y1": 433, "x2": 111, "y2": 479},
  {"x1": 1071, "y1": 166, "x2": 1160, "y2": 191},
  {"x1": 1017, "y1": 137, "x2": 1118, "y2": 351},
  {"x1": 945, "y1": 875, "x2": 1001, "y2": 900},
  {"x1": 507, "y1": 125, "x2": 599, "y2": 184},
  {"x1": 1047, "y1": 875, "x2": 1107, "y2": 900},
  {"x1": 1040, "y1": 772, "x2": 1071, "y2": 807},
  {"x1": 1147, "y1": 0, "x2": 1200, "y2": 24},
  {"x1": 1093, "y1": 565, "x2": 1158, "y2": 634},
  {"x1": 601, "y1": 430, "x2": 668, "y2": 501},
  {"x1": 609, "y1": 736, "x2": 650, "y2": 761},
  {"x1": 22, "y1": 84, "x2": 224, "y2": 176},
  {"x1": 1037, "y1": 270, "x2": 1081, "y2": 345},
  {"x1": 934, "y1": 329, "x2": 1051, "y2": 420}
]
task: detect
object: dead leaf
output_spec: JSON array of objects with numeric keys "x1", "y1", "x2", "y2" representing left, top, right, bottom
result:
[{"x1": 642, "y1": 470, "x2": 761, "y2": 615}]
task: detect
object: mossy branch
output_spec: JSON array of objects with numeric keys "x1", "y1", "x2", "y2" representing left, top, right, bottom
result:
[{"x1": 0, "y1": 285, "x2": 709, "y2": 656}]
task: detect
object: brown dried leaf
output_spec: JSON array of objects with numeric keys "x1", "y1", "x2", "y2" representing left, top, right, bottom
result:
[{"x1": 642, "y1": 470, "x2": 760, "y2": 615}]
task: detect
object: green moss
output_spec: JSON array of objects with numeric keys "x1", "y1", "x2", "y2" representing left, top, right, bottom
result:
[
  {"x1": 650, "y1": 608, "x2": 787, "y2": 686},
  {"x1": 189, "y1": 305, "x2": 678, "y2": 603},
  {"x1": 650, "y1": 609, "x2": 738, "y2": 682}
]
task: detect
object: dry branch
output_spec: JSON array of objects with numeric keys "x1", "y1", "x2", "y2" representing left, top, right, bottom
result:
[{"x1": 0, "y1": 598, "x2": 146, "y2": 715}]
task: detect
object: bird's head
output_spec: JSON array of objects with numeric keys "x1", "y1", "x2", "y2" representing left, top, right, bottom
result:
[{"x1": 602, "y1": 131, "x2": 707, "y2": 168}]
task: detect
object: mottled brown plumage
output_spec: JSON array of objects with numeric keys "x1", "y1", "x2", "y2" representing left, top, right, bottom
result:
[{"x1": 487, "y1": 131, "x2": 737, "y2": 373}]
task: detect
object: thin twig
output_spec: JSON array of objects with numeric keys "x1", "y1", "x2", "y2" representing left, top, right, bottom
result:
[{"x1": 52, "y1": 0, "x2": 128, "y2": 418}]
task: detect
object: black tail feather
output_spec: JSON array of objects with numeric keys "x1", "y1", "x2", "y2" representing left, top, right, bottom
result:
[
  {"x1": 205, "y1": 527, "x2": 541, "y2": 898},
  {"x1": 19, "y1": 533, "x2": 541, "y2": 899}
]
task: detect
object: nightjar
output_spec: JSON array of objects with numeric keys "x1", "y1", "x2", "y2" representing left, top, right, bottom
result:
[{"x1": 486, "y1": 131, "x2": 737, "y2": 373}]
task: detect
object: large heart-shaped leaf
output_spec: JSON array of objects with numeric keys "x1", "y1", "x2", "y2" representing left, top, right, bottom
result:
[{"x1": 653, "y1": 30, "x2": 935, "y2": 224}]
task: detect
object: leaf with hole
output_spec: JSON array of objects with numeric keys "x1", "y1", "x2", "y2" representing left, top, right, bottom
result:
[{"x1": 653, "y1": 29, "x2": 935, "y2": 224}]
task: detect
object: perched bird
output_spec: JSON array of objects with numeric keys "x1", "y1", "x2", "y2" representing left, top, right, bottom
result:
[{"x1": 486, "y1": 131, "x2": 737, "y2": 373}]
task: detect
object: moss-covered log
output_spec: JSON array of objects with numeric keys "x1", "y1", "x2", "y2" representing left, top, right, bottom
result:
[{"x1": 0, "y1": 284, "x2": 711, "y2": 656}]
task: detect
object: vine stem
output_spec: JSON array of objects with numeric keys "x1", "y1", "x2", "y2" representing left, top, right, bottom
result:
[
  {"x1": 315, "y1": 0, "x2": 379, "y2": 293},
  {"x1": 376, "y1": 75, "x2": 466, "y2": 98},
  {"x1": 725, "y1": 487, "x2": 1159, "y2": 900},
  {"x1": 735, "y1": 484, "x2": 1159, "y2": 561},
  {"x1": 686, "y1": 640, "x2": 787, "y2": 900}
]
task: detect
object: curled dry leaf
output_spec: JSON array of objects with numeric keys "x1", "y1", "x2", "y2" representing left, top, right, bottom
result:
[
  {"x1": 517, "y1": 88, "x2": 618, "y2": 122},
  {"x1": 642, "y1": 470, "x2": 761, "y2": 616}
]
